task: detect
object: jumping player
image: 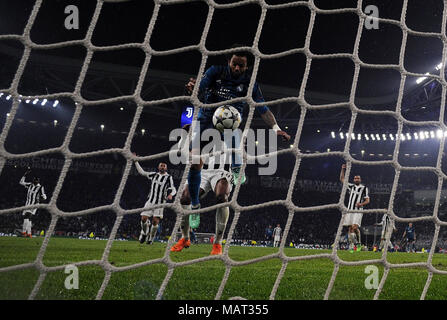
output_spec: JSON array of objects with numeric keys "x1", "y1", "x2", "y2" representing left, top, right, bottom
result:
[{"x1": 184, "y1": 45, "x2": 291, "y2": 216}]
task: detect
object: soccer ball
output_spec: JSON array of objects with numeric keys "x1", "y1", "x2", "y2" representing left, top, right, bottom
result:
[{"x1": 212, "y1": 105, "x2": 242, "y2": 132}]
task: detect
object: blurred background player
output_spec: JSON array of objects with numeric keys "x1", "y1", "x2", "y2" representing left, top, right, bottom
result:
[
  {"x1": 184, "y1": 45, "x2": 291, "y2": 215},
  {"x1": 133, "y1": 155, "x2": 177, "y2": 245},
  {"x1": 19, "y1": 168, "x2": 47, "y2": 238},
  {"x1": 172, "y1": 147, "x2": 233, "y2": 255},
  {"x1": 402, "y1": 222, "x2": 416, "y2": 253},
  {"x1": 375, "y1": 213, "x2": 396, "y2": 252},
  {"x1": 273, "y1": 224, "x2": 282, "y2": 247},
  {"x1": 265, "y1": 225, "x2": 273, "y2": 246},
  {"x1": 340, "y1": 164, "x2": 370, "y2": 252}
]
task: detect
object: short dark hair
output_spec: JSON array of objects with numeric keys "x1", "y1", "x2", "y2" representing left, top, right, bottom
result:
[{"x1": 226, "y1": 43, "x2": 254, "y2": 66}]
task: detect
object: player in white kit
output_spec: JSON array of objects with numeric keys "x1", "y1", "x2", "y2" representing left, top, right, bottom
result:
[
  {"x1": 134, "y1": 156, "x2": 177, "y2": 245},
  {"x1": 273, "y1": 224, "x2": 282, "y2": 247},
  {"x1": 375, "y1": 213, "x2": 396, "y2": 251},
  {"x1": 19, "y1": 169, "x2": 47, "y2": 238},
  {"x1": 172, "y1": 146, "x2": 233, "y2": 255},
  {"x1": 340, "y1": 164, "x2": 370, "y2": 252}
]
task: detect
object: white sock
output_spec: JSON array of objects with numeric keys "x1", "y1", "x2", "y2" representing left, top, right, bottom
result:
[
  {"x1": 214, "y1": 206, "x2": 229, "y2": 244},
  {"x1": 27, "y1": 219, "x2": 32, "y2": 234},
  {"x1": 379, "y1": 239, "x2": 384, "y2": 250},
  {"x1": 348, "y1": 233, "x2": 356, "y2": 249},
  {"x1": 23, "y1": 219, "x2": 28, "y2": 233},
  {"x1": 181, "y1": 204, "x2": 191, "y2": 240},
  {"x1": 149, "y1": 223, "x2": 158, "y2": 241},
  {"x1": 140, "y1": 220, "x2": 149, "y2": 235}
]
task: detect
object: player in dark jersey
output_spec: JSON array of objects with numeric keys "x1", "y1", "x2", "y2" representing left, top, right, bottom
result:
[
  {"x1": 402, "y1": 223, "x2": 416, "y2": 253},
  {"x1": 184, "y1": 46, "x2": 291, "y2": 212}
]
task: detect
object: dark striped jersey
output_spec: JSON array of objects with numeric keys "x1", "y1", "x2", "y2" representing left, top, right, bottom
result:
[
  {"x1": 197, "y1": 65, "x2": 269, "y2": 121},
  {"x1": 20, "y1": 176, "x2": 47, "y2": 206},
  {"x1": 135, "y1": 162, "x2": 177, "y2": 205},
  {"x1": 347, "y1": 183, "x2": 369, "y2": 210},
  {"x1": 405, "y1": 226, "x2": 415, "y2": 239},
  {"x1": 379, "y1": 214, "x2": 394, "y2": 232}
]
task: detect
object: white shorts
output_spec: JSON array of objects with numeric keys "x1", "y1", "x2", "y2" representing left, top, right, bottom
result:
[
  {"x1": 274, "y1": 236, "x2": 280, "y2": 242},
  {"x1": 381, "y1": 224, "x2": 393, "y2": 239},
  {"x1": 343, "y1": 212, "x2": 363, "y2": 227},
  {"x1": 186, "y1": 169, "x2": 233, "y2": 196},
  {"x1": 141, "y1": 201, "x2": 164, "y2": 218},
  {"x1": 22, "y1": 209, "x2": 37, "y2": 215},
  {"x1": 381, "y1": 228, "x2": 388, "y2": 239}
]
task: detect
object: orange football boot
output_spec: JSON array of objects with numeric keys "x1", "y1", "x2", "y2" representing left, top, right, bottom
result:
[
  {"x1": 170, "y1": 238, "x2": 191, "y2": 252},
  {"x1": 210, "y1": 243, "x2": 222, "y2": 255}
]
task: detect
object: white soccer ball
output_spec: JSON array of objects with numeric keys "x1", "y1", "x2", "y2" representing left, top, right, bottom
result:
[{"x1": 212, "y1": 105, "x2": 242, "y2": 133}]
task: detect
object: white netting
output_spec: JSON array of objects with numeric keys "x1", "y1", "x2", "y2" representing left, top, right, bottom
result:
[{"x1": 1, "y1": 0, "x2": 447, "y2": 300}]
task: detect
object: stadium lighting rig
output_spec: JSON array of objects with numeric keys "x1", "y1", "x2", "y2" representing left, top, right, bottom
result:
[
  {"x1": 331, "y1": 131, "x2": 446, "y2": 141},
  {"x1": 416, "y1": 62, "x2": 444, "y2": 84},
  {"x1": 0, "y1": 93, "x2": 59, "y2": 109}
]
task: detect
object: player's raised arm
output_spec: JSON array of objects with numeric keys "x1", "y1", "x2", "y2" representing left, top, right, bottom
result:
[
  {"x1": 185, "y1": 65, "x2": 221, "y2": 97},
  {"x1": 135, "y1": 162, "x2": 156, "y2": 180},
  {"x1": 363, "y1": 188, "x2": 370, "y2": 206},
  {"x1": 340, "y1": 164, "x2": 346, "y2": 183},
  {"x1": 166, "y1": 175, "x2": 177, "y2": 198},
  {"x1": 19, "y1": 170, "x2": 32, "y2": 188},
  {"x1": 40, "y1": 186, "x2": 47, "y2": 201},
  {"x1": 133, "y1": 153, "x2": 156, "y2": 180}
]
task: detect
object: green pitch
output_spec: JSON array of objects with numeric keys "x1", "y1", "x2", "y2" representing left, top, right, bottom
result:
[{"x1": 1, "y1": 236, "x2": 447, "y2": 300}]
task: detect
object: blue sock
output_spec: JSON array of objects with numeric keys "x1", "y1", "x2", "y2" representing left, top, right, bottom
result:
[
  {"x1": 231, "y1": 162, "x2": 241, "y2": 172},
  {"x1": 188, "y1": 169, "x2": 201, "y2": 206}
]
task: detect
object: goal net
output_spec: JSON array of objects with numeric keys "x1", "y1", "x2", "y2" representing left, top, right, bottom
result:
[{"x1": 1, "y1": 0, "x2": 447, "y2": 300}]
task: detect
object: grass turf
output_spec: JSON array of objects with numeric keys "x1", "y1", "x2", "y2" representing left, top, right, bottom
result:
[{"x1": 1, "y1": 236, "x2": 447, "y2": 300}]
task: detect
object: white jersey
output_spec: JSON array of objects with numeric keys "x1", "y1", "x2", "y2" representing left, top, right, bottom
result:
[
  {"x1": 135, "y1": 163, "x2": 176, "y2": 205},
  {"x1": 273, "y1": 227, "x2": 281, "y2": 238},
  {"x1": 347, "y1": 183, "x2": 369, "y2": 210},
  {"x1": 20, "y1": 176, "x2": 47, "y2": 214},
  {"x1": 379, "y1": 213, "x2": 394, "y2": 237}
]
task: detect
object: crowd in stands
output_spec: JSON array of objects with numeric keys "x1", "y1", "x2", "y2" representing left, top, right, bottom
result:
[{"x1": 2, "y1": 114, "x2": 447, "y2": 252}]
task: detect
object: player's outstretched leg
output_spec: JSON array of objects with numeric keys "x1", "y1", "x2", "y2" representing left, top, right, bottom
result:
[
  {"x1": 171, "y1": 188, "x2": 195, "y2": 252},
  {"x1": 379, "y1": 238, "x2": 384, "y2": 251},
  {"x1": 230, "y1": 129, "x2": 246, "y2": 185},
  {"x1": 188, "y1": 156, "x2": 203, "y2": 208},
  {"x1": 139, "y1": 216, "x2": 149, "y2": 244},
  {"x1": 211, "y1": 178, "x2": 230, "y2": 255},
  {"x1": 347, "y1": 226, "x2": 356, "y2": 253},
  {"x1": 25, "y1": 213, "x2": 33, "y2": 238},
  {"x1": 353, "y1": 224, "x2": 362, "y2": 251},
  {"x1": 22, "y1": 215, "x2": 28, "y2": 237},
  {"x1": 147, "y1": 216, "x2": 161, "y2": 245}
]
